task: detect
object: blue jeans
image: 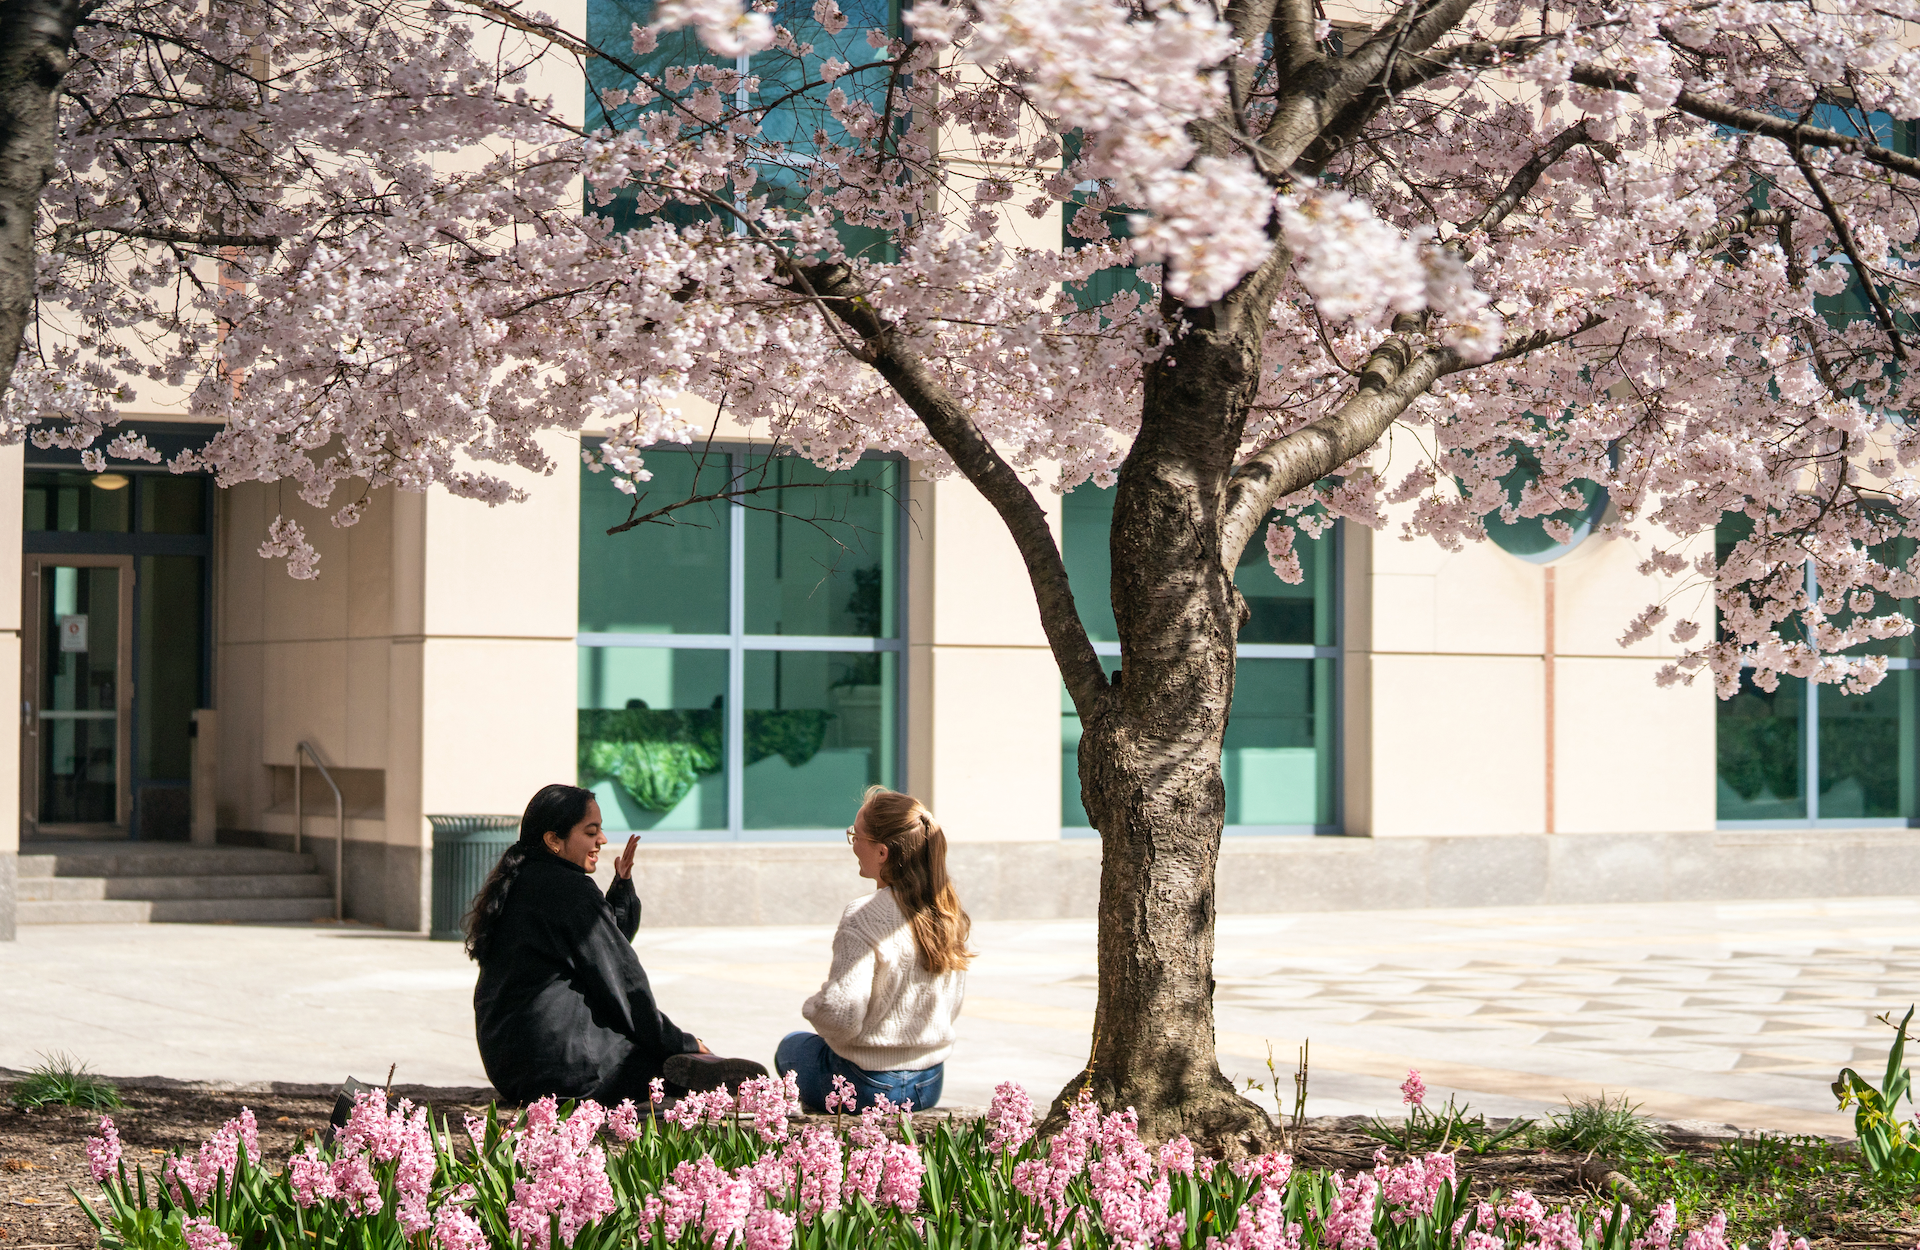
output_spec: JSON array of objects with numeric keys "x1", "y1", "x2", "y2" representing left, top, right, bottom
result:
[{"x1": 775, "y1": 1031, "x2": 943, "y2": 1114}]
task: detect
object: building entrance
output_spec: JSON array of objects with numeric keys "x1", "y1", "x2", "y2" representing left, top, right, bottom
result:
[
  {"x1": 21, "y1": 451, "x2": 212, "y2": 841},
  {"x1": 23, "y1": 556, "x2": 134, "y2": 833}
]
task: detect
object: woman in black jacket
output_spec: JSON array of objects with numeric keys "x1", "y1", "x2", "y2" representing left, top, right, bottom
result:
[{"x1": 465, "y1": 784, "x2": 762, "y2": 1104}]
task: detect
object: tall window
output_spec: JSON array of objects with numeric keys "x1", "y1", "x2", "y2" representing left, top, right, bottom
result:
[
  {"x1": 1715, "y1": 515, "x2": 1920, "y2": 825},
  {"x1": 578, "y1": 447, "x2": 903, "y2": 839},
  {"x1": 1715, "y1": 107, "x2": 1917, "y2": 826},
  {"x1": 1058, "y1": 485, "x2": 1338, "y2": 834}
]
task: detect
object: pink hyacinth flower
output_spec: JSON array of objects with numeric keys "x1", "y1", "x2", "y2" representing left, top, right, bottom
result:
[
  {"x1": 183, "y1": 1217, "x2": 233, "y2": 1250},
  {"x1": 85, "y1": 1116, "x2": 122, "y2": 1183},
  {"x1": 1631, "y1": 1200, "x2": 1679, "y2": 1250},
  {"x1": 1682, "y1": 1212, "x2": 1732, "y2": 1250},
  {"x1": 988, "y1": 1081, "x2": 1036, "y2": 1154},
  {"x1": 743, "y1": 1208, "x2": 795, "y2": 1250},
  {"x1": 1399, "y1": 1069, "x2": 1426, "y2": 1108},
  {"x1": 289, "y1": 1144, "x2": 338, "y2": 1208},
  {"x1": 434, "y1": 1201, "x2": 490, "y2": 1250}
]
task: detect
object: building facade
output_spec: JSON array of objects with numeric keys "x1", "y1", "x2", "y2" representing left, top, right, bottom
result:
[
  {"x1": 3, "y1": 1, "x2": 1915, "y2": 939},
  {"x1": 2, "y1": 415, "x2": 1916, "y2": 940}
]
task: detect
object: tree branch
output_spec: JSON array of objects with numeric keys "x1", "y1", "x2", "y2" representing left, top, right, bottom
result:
[
  {"x1": 52, "y1": 222, "x2": 281, "y2": 252},
  {"x1": 1690, "y1": 206, "x2": 1793, "y2": 254},
  {"x1": 1267, "y1": 0, "x2": 1322, "y2": 76},
  {"x1": 1261, "y1": 0, "x2": 1479, "y2": 173},
  {"x1": 1454, "y1": 119, "x2": 1608, "y2": 241},
  {"x1": 1789, "y1": 142, "x2": 1908, "y2": 361},
  {"x1": 1220, "y1": 323, "x2": 1459, "y2": 563},
  {"x1": 1569, "y1": 64, "x2": 1920, "y2": 181},
  {"x1": 797, "y1": 261, "x2": 1111, "y2": 710}
]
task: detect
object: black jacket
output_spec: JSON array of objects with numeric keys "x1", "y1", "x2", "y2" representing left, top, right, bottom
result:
[{"x1": 473, "y1": 849, "x2": 698, "y2": 1103}]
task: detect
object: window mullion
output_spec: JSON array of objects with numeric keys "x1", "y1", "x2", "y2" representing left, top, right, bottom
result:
[
  {"x1": 727, "y1": 454, "x2": 747, "y2": 839},
  {"x1": 1806, "y1": 556, "x2": 1819, "y2": 824}
]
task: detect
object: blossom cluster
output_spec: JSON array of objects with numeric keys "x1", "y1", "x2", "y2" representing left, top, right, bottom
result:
[
  {"x1": 164, "y1": 1108, "x2": 259, "y2": 1206},
  {"x1": 16, "y1": 0, "x2": 1920, "y2": 699},
  {"x1": 289, "y1": 1090, "x2": 436, "y2": 1229}
]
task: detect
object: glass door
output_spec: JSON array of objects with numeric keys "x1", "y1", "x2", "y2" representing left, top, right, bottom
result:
[{"x1": 23, "y1": 556, "x2": 134, "y2": 834}]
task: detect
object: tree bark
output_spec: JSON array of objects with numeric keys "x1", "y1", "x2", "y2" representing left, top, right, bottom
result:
[
  {"x1": 0, "y1": 0, "x2": 86, "y2": 399},
  {"x1": 1054, "y1": 312, "x2": 1279, "y2": 1145}
]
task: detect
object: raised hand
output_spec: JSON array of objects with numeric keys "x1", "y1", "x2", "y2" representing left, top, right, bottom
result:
[{"x1": 614, "y1": 834, "x2": 638, "y2": 880}]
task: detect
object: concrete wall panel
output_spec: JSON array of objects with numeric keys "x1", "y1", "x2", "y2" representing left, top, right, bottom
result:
[
  {"x1": 1368, "y1": 654, "x2": 1545, "y2": 836},
  {"x1": 419, "y1": 639, "x2": 575, "y2": 818},
  {"x1": 1554, "y1": 657, "x2": 1715, "y2": 834},
  {"x1": 926, "y1": 646, "x2": 1061, "y2": 842}
]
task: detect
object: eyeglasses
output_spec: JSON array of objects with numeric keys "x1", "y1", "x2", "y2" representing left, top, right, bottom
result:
[{"x1": 845, "y1": 826, "x2": 858, "y2": 845}]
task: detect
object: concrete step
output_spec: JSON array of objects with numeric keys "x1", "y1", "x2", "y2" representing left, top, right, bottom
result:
[
  {"x1": 18, "y1": 896, "x2": 337, "y2": 924},
  {"x1": 18, "y1": 845, "x2": 317, "y2": 879},
  {"x1": 18, "y1": 874, "x2": 333, "y2": 902}
]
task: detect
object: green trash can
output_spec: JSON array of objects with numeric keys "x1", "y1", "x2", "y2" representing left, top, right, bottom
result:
[{"x1": 429, "y1": 814, "x2": 521, "y2": 941}]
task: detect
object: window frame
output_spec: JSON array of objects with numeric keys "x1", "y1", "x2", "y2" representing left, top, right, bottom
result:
[
  {"x1": 577, "y1": 441, "x2": 910, "y2": 841},
  {"x1": 24, "y1": 437, "x2": 218, "y2": 842},
  {"x1": 1716, "y1": 555, "x2": 1920, "y2": 829}
]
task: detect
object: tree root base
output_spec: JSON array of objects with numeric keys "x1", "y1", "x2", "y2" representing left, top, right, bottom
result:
[{"x1": 1042, "y1": 1067, "x2": 1276, "y2": 1156}]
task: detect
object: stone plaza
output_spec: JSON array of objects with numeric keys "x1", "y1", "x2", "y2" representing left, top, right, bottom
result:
[{"x1": 4, "y1": 894, "x2": 1911, "y2": 1137}]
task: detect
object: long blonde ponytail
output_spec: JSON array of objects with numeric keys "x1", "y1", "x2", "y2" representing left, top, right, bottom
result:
[{"x1": 859, "y1": 785, "x2": 972, "y2": 974}]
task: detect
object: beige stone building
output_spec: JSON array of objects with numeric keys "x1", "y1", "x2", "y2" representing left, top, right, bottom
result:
[
  {"x1": 1, "y1": 420, "x2": 1912, "y2": 940},
  {"x1": 4, "y1": 1, "x2": 1914, "y2": 939}
]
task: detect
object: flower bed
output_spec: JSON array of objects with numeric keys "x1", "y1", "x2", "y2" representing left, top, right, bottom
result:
[{"x1": 74, "y1": 1077, "x2": 1802, "y2": 1250}]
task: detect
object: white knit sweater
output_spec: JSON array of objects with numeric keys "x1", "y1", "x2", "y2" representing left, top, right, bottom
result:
[{"x1": 801, "y1": 887, "x2": 966, "y2": 1072}]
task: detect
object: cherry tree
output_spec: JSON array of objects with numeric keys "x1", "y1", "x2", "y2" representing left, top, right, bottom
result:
[{"x1": 7, "y1": 0, "x2": 1920, "y2": 1139}]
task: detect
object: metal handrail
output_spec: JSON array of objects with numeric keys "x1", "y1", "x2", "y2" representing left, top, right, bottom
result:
[{"x1": 295, "y1": 741, "x2": 346, "y2": 922}]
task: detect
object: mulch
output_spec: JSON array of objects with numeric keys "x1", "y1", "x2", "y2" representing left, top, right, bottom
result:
[{"x1": 0, "y1": 1083, "x2": 493, "y2": 1250}]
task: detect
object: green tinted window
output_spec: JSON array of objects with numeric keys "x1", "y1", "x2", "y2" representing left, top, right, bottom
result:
[
  {"x1": 743, "y1": 650, "x2": 897, "y2": 830},
  {"x1": 742, "y1": 457, "x2": 898, "y2": 638},
  {"x1": 578, "y1": 444, "x2": 902, "y2": 838},
  {"x1": 580, "y1": 449, "x2": 731, "y2": 635},
  {"x1": 1717, "y1": 672, "x2": 1806, "y2": 821},
  {"x1": 1060, "y1": 480, "x2": 1338, "y2": 831},
  {"x1": 579, "y1": 646, "x2": 729, "y2": 831}
]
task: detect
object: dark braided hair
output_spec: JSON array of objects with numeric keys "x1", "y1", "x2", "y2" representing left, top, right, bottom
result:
[{"x1": 463, "y1": 783, "x2": 596, "y2": 961}]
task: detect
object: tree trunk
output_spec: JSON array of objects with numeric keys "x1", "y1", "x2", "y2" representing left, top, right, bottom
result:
[
  {"x1": 0, "y1": 0, "x2": 85, "y2": 399},
  {"x1": 1051, "y1": 325, "x2": 1274, "y2": 1147}
]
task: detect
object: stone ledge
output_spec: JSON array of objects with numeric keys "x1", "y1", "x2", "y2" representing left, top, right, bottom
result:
[{"x1": 561, "y1": 829, "x2": 1920, "y2": 925}]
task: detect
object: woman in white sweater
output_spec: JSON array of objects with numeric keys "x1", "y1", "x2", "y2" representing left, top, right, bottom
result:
[{"x1": 776, "y1": 786, "x2": 970, "y2": 1112}]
